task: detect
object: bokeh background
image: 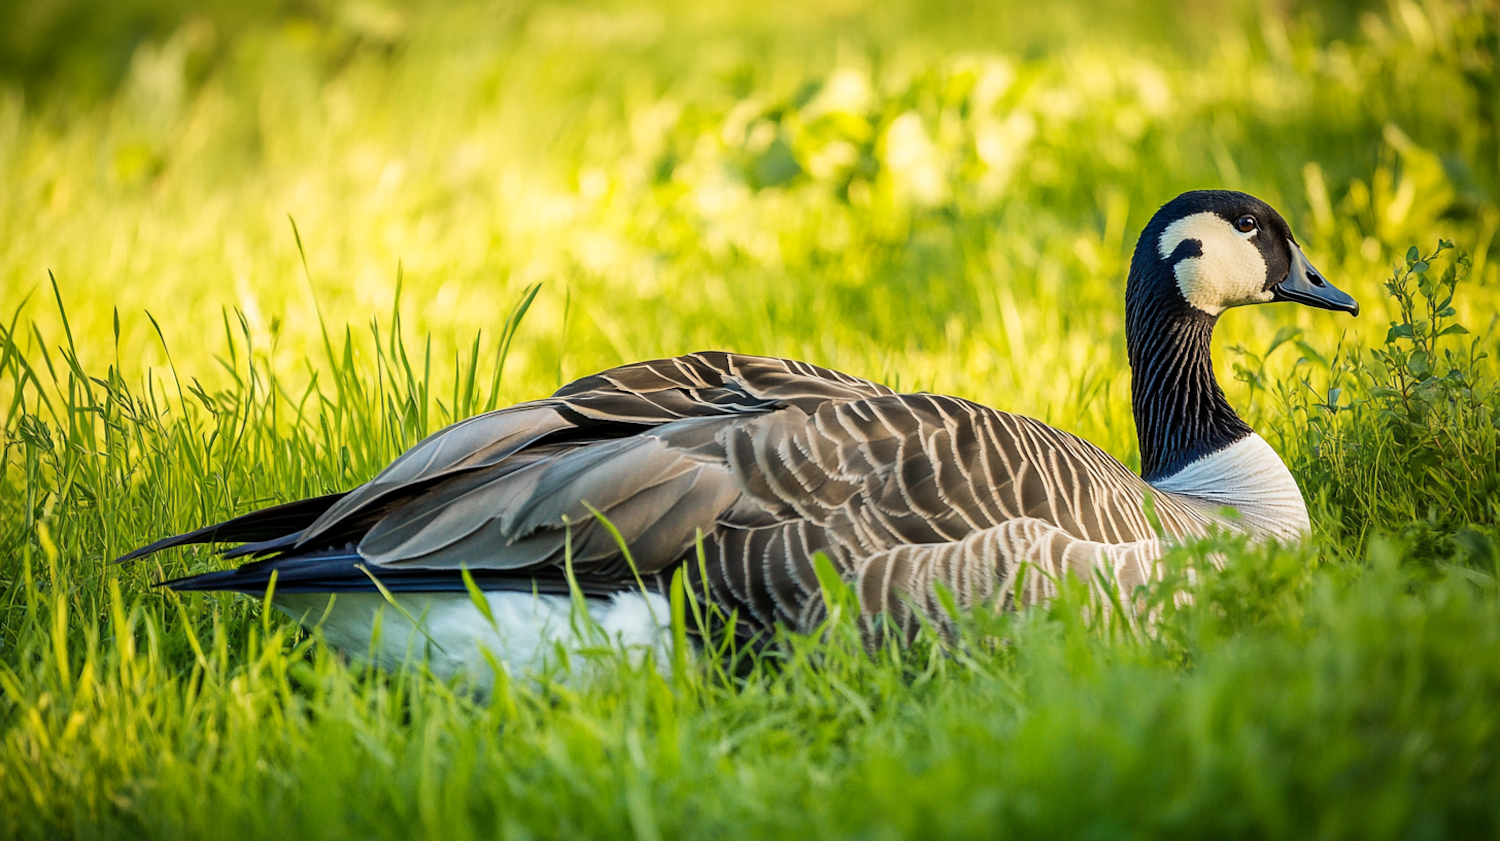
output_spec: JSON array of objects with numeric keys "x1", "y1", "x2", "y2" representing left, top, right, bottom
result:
[{"x1": 2, "y1": 0, "x2": 1494, "y2": 463}]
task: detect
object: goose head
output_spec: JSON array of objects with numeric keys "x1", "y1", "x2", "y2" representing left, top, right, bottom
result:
[
  {"x1": 1129, "y1": 189, "x2": 1358, "y2": 320},
  {"x1": 1124, "y1": 190, "x2": 1358, "y2": 488}
]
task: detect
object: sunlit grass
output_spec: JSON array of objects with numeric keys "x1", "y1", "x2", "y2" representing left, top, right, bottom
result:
[{"x1": 2, "y1": 0, "x2": 1499, "y2": 837}]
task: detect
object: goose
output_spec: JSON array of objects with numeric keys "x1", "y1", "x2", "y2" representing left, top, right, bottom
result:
[{"x1": 120, "y1": 189, "x2": 1357, "y2": 679}]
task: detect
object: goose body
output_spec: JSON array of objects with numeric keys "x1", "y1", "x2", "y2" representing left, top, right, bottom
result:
[{"x1": 121, "y1": 190, "x2": 1358, "y2": 679}]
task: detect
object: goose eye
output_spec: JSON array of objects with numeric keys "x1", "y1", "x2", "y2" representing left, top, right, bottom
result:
[{"x1": 1235, "y1": 215, "x2": 1257, "y2": 233}]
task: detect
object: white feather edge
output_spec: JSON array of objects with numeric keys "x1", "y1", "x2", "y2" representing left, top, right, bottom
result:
[{"x1": 274, "y1": 590, "x2": 672, "y2": 688}]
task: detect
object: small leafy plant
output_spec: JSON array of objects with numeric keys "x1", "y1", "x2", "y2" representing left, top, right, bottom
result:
[
  {"x1": 1288, "y1": 240, "x2": 1499, "y2": 550},
  {"x1": 1370, "y1": 241, "x2": 1487, "y2": 439}
]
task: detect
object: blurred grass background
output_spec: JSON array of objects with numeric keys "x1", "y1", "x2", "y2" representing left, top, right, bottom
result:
[
  {"x1": 1, "y1": 0, "x2": 1499, "y2": 838},
  {"x1": 2, "y1": 0, "x2": 1495, "y2": 451}
]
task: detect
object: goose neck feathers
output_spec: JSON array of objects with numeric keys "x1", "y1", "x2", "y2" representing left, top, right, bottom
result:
[
  {"x1": 1125, "y1": 280, "x2": 1251, "y2": 484},
  {"x1": 1125, "y1": 190, "x2": 1315, "y2": 484}
]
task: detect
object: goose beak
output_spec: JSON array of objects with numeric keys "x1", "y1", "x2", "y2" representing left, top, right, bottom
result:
[{"x1": 1272, "y1": 240, "x2": 1359, "y2": 316}]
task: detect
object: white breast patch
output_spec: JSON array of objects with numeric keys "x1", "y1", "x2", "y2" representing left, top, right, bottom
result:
[{"x1": 1149, "y1": 433, "x2": 1310, "y2": 541}]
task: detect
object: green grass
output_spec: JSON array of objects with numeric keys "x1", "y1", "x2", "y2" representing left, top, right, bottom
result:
[{"x1": 2, "y1": 0, "x2": 1499, "y2": 837}]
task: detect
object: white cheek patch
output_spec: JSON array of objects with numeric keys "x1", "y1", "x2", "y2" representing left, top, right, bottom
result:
[{"x1": 1157, "y1": 212, "x2": 1273, "y2": 315}]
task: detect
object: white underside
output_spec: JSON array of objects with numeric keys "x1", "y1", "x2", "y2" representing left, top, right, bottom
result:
[
  {"x1": 1149, "y1": 433, "x2": 1310, "y2": 541},
  {"x1": 274, "y1": 590, "x2": 672, "y2": 689}
]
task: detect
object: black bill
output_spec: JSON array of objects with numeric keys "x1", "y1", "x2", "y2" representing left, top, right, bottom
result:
[{"x1": 1272, "y1": 240, "x2": 1359, "y2": 315}]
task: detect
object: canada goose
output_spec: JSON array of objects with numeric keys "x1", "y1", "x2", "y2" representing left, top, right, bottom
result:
[{"x1": 120, "y1": 189, "x2": 1357, "y2": 678}]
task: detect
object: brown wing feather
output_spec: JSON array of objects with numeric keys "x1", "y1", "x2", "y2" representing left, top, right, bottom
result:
[{"x1": 291, "y1": 353, "x2": 898, "y2": 572}]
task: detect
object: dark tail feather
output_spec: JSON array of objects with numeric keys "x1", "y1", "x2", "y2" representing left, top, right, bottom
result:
[
  {"x1": 114, "y1": 492, "x2": 349, "y2": 564},
  {"x1": 158, "y1": 551, "x2": 636, "y2": 598},
  {"x1": 221, "y1": 532, "x2": 304, "y2": 560}
]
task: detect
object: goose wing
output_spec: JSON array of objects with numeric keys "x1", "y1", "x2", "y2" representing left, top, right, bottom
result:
[
  {"x1": 142, "y1": 352, "x2": 885, "y2": 585},
  {"x1": 293, "y1": 352, "x2": 896, "y2": 571}
]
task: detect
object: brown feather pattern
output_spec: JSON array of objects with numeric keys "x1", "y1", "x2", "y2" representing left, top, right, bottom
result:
[{"x1": 265, "y1": 351, "x2": 1227, "y2": 640}]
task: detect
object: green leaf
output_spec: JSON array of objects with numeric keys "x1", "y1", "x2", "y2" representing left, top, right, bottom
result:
[
  {"x1": 669, "y1": 568, "x2": 691, "y2": 690},
  {"x1": 1294, "y1": 340, "x2": 1328, "y2": 368},
  {"x1": 1406, "y1": 245, "x2": 1420, "y2": 263},
  {"x1": 748, "y1": 135, "x2": 803, "y2": 189},
  {"x1": 1439, "y1": 324, "x2": 1469, "y2": 336},
  {"x1": 1267, "y1": 325, "x2": 1303, "y2": 355},
  {"x1": 1141, "y1": 489, "x2": 1164, "y2": 537},
  {"x1": 932, "y1": 580, "x2": 962, "y2": 624},
  {"x1": 460, "y1": 566, "x2": 500, "y2": 633},
  {"x1": 1407, "y1": 351, "x2": 1431, "y2": 378},
  {"x1": 812, "y1": 551, "x2": 858, "y2": 617},
  {"x1": 1413, "y1": 260, "x2": 1429, "y2": 273},
  {"x1": 356, "y1": 564, "x2": 447, "y2": 654}
]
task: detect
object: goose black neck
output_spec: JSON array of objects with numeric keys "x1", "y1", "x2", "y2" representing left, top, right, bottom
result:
[{"x1": 1126, "y1": 276, "x2": 1252, "y2": 484}]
